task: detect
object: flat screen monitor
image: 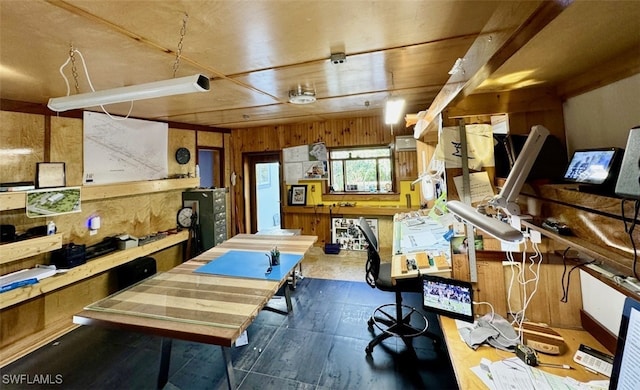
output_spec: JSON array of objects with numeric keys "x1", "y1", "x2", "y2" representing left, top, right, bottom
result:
[
  {"x1": 563, "y1": 148, "x2": 623, "y2": 185},
  {"x1": 609, "y1": 296, "x2": 640, "y2": 390},
  {"x1": 422, "y1": 275, "x2": 474, "y2": 323}
]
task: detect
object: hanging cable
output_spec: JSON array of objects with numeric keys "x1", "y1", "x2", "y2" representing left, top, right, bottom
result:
[{"x1": 56, "y1": 47, "x2": 133, "y2": 120}]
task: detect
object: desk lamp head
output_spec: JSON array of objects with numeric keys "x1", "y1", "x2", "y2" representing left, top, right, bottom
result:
[{"x1": 447, "y1": 125, "x2": 550, "y2": 243}]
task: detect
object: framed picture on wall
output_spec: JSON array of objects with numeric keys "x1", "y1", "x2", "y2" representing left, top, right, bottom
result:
[
  {"x1": 288, "y1": 185, "x2": 307, "y2": 206},
  {"x1": 36, "y1": 162, "x2": 66, "y2": 189}
]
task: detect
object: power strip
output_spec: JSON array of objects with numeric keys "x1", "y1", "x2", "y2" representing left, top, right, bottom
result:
[{"x1": 584, "y1": 263, "x2": 615, "y2": 278}]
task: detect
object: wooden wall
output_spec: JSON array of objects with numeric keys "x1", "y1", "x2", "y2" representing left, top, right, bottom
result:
[
  {"x1": 0, "y1": 109, "x2": 226, "y2": 359},
  {"x1": 229, "y1": 116, "x2": 420, "y2": 245}
]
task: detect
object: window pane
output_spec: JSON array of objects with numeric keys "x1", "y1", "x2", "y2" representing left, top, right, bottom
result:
[
  {"x1": 329, "y1": 146, "x2": 394, "y2": 193},
  {"x1": 331, "y1": 161, "x2": 344, "y2": 192},
  {"x1": 330, "y1": 148, "x2": 390, "y2": 159},
  {"x1": 330, "y1": 150, "x2": 351, "y2": 159},
  {"x1": 345, "y1": 159, "x2": 376, "y2": 191},
  {"x1": 379, "y1": 158, "x2": 392, "y2": 192}
]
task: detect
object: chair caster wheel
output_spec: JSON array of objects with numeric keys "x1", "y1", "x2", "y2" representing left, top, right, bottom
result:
[{"x1": 367, "y1": 318, "x2": 374, "y2": 327}]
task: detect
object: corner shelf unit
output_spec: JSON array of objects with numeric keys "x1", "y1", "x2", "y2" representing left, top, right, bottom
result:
[
  {"x1": 0, "y1": 230, "x2": 188, "y2": 310},
  {"x1": 0, "y1": 177, "x2": 200, "y2": 211}
]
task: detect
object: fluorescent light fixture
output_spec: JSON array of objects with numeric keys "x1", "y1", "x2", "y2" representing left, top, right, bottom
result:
[
  {"x1": 447, "y1": 125, "x2": 550, "y2": 243},
  {"x1": 47, "y1": 74, "x2": 210, "y2": 112},
  {"x1": 384, "y1": 98, "x2": 405, "y2": 124}
]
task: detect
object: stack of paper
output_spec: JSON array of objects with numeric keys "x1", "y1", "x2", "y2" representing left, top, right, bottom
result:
[{"x1": 0, "y1": 267, "x2": 56, "y2": 293}]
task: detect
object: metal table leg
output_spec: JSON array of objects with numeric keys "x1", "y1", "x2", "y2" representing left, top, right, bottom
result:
[
  {"x1": 221, "y1": 346, "x2": 236, "y2": 389},
  {"x1": 284, "y1": 283, "x2": 293, "y2": 312},
  {"x1": 157, "y1": 338, "x2": 172, "y2": 389}
]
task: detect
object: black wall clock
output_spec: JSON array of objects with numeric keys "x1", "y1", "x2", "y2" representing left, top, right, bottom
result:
[
  {"x1": 175, "y1": 147, "x2": 191, "y2": 164},
  {"x1": 177, "y1": 207, "x2": 194, "y2": 228}
]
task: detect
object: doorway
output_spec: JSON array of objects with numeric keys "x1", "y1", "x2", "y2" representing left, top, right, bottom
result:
[
  {"x1": 247, "y1": 153, "x2": 281, "y2": 233},
  {"x1": 197, "y1": 148, "x2": 223, "y2": 188}
]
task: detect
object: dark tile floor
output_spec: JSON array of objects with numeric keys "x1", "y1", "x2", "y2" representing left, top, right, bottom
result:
[{"x1": 1, "y1": 278, "x2": 459, "y2": 390}]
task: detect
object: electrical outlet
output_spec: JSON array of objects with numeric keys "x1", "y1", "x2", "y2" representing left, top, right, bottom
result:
[{"x1": 529, "y1": 230, "x2": 542, "y2": 244}]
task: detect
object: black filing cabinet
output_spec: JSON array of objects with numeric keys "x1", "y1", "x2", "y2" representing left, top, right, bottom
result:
[{"x1": 182, "y1": 188, "x2": 227, "y2": 251}]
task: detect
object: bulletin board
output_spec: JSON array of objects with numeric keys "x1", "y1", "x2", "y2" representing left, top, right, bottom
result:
[{"x1": 283, "y1": 142, "x2": 329, "y2": 184}]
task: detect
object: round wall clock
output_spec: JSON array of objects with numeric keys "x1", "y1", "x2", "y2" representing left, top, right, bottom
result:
[
  {"x1": 177, "y1": 207, "x2": 194, "y2": 228},
  {"x1": 175, "y1": 147, "x2": 191, "y2": 165}
]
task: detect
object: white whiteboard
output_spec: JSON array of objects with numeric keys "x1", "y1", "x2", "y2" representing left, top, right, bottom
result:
[{"x1": 83, "y1": 112, "x2": 168, "y2": 184}]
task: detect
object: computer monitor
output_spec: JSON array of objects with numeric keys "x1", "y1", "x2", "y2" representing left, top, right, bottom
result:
[
  {"x1": 563, "y1": 148, "x2": 623, "y2": 187},
  {"x1": 609, "y1": 296, "x2": 640, "y2": 390},
  {"x1": 422, "y1": 275, "x2": 474, "y2": 323}
]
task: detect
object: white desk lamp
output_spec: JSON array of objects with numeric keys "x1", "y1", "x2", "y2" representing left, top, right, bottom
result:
[{"x1": 447, "y1": 125, "x2": 550, "y2": 243}]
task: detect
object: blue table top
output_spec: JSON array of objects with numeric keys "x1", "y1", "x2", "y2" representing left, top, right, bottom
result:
[{"x1": 194, "y1": 250, "x2": 303, "y2": 281}]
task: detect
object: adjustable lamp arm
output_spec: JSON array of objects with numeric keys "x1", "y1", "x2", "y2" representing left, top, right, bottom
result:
[
  {"x1": 447, "y1": 125, "x2": 550, "y2": 243},
  {"x1": 489, "y1": 125, "x2": 550, "y2": 216}
]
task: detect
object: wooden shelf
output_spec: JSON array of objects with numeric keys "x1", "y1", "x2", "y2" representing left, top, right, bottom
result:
[
  {"x1": 0, "y1": 230, "x2": 188, "y2": 310},
  {"x1": 82, "y1": 177, "x2": 199, "y2": 201},
  {"x1": 522, "y1": 220, "x2": 633, "y2": 275},
  {"x1": 283, "y1": 205, "x2": 413, "y2": 216},
  {"x1": 0, "y1": 191, "x2": 28, "y2": 211},
  {"x1": 0, "y1": 233, "x2": 63, "y2": 265},
  {"x1": 0, "y1": 178, "x2": 199, "y2": 211}
]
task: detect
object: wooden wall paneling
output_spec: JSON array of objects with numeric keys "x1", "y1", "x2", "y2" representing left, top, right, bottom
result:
[
  {"x1": 223, "y1": 133, "x2": 232, "y2": 238},
  {"x1": 148, "y1": 190, "x2": 184, "y2": 233},
  {"x1": 197, "y1": 130, "x2": 224, "y2": 148},
  {"x1": 503, "y1": 262, "x2": 524, "y2": 319},
  {"x1": 50, "y1": 116, "x2": 83, "y2": 186},
  {"x1": 0, "y1": 298, "x2": 44, "y2": 349},
  {"x1": 0, "y1": 111, "x2": 44, "y2": 184},
  {"x1": 474, "y1": 260, "x2": 509, "y2": 318},
  {"x1": 452, "y1": 253, "x2": 471, "y2": 281},
  {"x1": 168, "y1": 128, "x2": 196, "y2": 178},
  {"x1": 44, "y1": 272, "x2": 111, "y2": 327},
  {"x1": 153, "y1": 245, "x2": 183, "y2": 272},
  {"x1": 538, "y1": 198, "x2": 637, "y2": 274},
  {"x1": 395, "y1": 150, "x2": 418, "y2": 181},
  {"x1": 543, "y1": 259, "x2": 583, "y2": 329},
  {"x1": 452, "y1": 250, "x2": 583, "y2": 328}
]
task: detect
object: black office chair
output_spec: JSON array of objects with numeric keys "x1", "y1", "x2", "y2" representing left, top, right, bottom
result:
[{"x1": 357, "y1": 217, "x2": 439, "y2": 355}]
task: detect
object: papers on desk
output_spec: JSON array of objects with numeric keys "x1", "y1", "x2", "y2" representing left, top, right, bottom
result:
[
  {"x1": 397, "y1": 214, "x2": 451, "y2": 267},
  {"x1": 472, "y1": 357, "x2": 609, "y2": 390}
]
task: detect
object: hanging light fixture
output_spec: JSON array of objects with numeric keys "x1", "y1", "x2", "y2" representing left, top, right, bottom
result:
[
  {"x1": 47, "y1": 74, "x2": 210, "y2": 112},
  {"x1": 384, "y1": 98, "x2": 405, "y2": 124}
]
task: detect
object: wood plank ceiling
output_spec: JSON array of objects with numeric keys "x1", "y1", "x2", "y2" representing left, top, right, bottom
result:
[{"x1": 0, "y1": 1, "x2": 638, "y2": 130}]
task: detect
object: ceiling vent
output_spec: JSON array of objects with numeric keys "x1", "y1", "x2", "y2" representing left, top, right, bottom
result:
[{"x1": 288, "y1": 85, "x2": 316, "y2": 104}]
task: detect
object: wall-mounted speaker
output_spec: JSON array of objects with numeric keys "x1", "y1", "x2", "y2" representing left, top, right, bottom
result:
[{"x1": 615, "y1": 126, "x2": 640, "y2": 199}]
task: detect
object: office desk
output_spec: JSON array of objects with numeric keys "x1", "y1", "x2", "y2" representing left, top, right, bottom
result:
[
  {"x1": 73, "y1": 233, "x2": 317, "y2": 389},
  {"x1": 440, "y1": 317, "x2": 607, "y2": 389},
  {"x1": 390, "y1": 212, "x2": 452, "y2": 283}
]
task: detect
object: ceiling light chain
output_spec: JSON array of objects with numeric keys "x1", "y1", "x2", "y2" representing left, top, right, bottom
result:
[
  {"x1": 69, "y1": 44, "x2": 80, "y2": 94},
  {"x1": 172, "y1": 13, "x2": 189, "y2": 78}
]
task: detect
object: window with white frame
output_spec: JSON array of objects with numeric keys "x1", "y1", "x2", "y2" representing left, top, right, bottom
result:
[{"x1": 329, "y1": 146, "x2": 393, "y2": 193}]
